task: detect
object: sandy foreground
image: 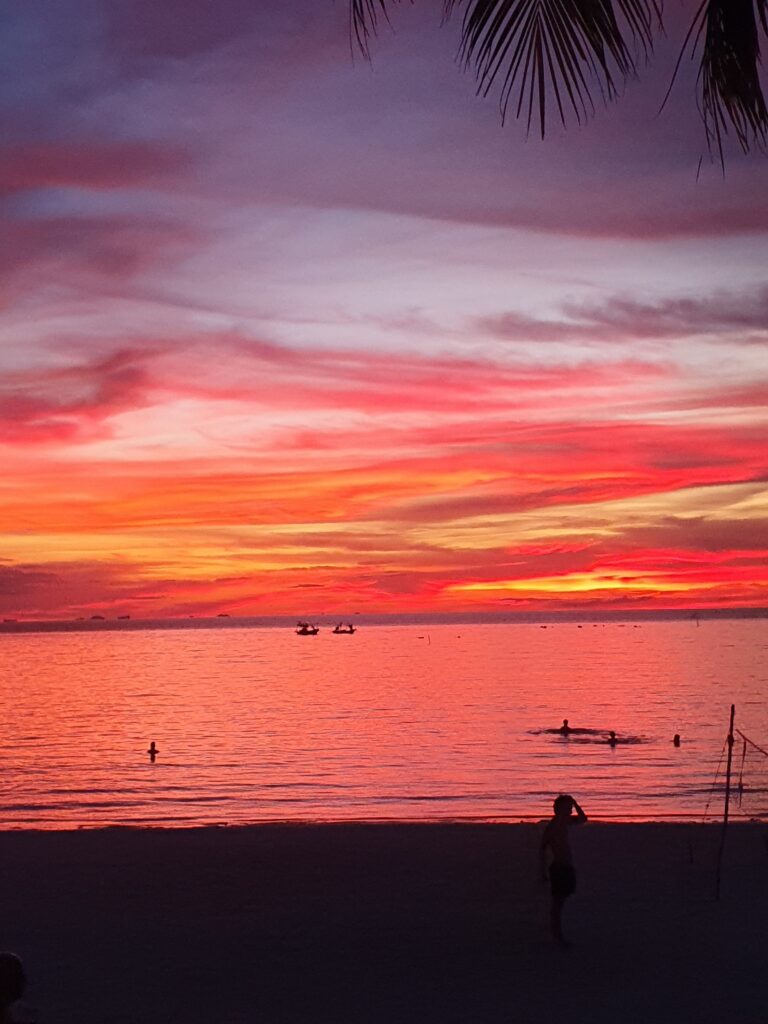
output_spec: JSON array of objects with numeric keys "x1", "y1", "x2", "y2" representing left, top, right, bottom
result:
[{"x1": 1, "y1": 822, "x2": 766, "y2": 1024}]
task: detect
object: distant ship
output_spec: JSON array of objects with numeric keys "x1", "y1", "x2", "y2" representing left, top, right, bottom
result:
[
  {"x1": 296, "y1": 622, "x2": 319, "y2": 635},
  {"x1": 117, "y1": 614, "x2": 131, "y2": 620},
  {"x1": 216, "y1": 613, "x2": 230, "y2": 618},
  {"x1": 90, "y1": 614, "x2": 105, "y2": 621},
  {"x1": 332, "y1": 623, "x2": 356, "y2": 635}
]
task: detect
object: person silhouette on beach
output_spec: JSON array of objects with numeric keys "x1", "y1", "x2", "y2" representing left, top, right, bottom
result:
[
  {"x1": 148, "y1": 741, "x2": 159, "y2": 763},
  {"x1": 540, "y1": 794, "x2": 588, "y2": 946},
  {"x1": 559, "y1": 719, "x2": 573, "y2": 736},
  {"x1": 0, "y1": 952, "x2": 26, "y2": 1024}
]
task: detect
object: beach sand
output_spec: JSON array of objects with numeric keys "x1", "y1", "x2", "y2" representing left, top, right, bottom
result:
[{"x1": 1, "y1": 822, "x2": 766, "y2": 1023}]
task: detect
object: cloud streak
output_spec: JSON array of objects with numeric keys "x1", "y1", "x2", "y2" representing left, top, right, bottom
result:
[
  {"x1": 480, "y1": 284, "x2": 768, "y2": 345},
  {"x1": 0, "y1": 141, "x2": 186, "y2": 196}
]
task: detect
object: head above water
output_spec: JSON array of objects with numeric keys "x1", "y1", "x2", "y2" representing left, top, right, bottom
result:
[
  {"x1": 0, "y1": 953, "x2": 25, "y2": 1009},
  {"x1": 553, "y1": 794, "x2": 574, "y2": 817}
]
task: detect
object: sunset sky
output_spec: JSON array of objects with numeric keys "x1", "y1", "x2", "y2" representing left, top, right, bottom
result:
[{"x1": 1, "y1": 0, "x2": 767, "y2": 619}]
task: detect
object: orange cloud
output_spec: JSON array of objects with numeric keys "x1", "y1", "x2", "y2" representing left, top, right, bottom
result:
[{"x1": 1, "y1": 333, "x2": 765, "y2": 619}]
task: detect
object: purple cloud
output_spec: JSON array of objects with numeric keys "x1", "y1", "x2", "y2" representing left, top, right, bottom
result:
[{"x1": 481, "y1": 284, "x2": 768, "y2": 344}]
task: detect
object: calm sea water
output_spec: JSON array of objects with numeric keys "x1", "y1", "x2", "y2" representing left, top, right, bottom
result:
[{"x1": 1, "y1": 620, "x2": 766, "y2": 828}]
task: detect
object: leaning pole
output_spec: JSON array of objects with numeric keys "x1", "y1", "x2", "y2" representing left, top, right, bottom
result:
[{"x1": 715, "y1": 703, "x2": 736, "y2": 900}]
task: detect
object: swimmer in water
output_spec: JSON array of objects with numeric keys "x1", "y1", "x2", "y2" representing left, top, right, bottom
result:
[
  {"x1": 148, "y1": 741, "x2": 159, "y2": 762},
  {"x1": 607, "y1": 731, "x2": 617, "y2": 747},
  {"x1": 673, "y1": 734, "x2": 681, "y2": 747},
  {"x1": 559, "y1": 719, "x2": 573, "y2": 736}
]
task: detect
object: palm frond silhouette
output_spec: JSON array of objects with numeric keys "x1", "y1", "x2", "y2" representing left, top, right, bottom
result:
[{"x1": 350, "y1": 0, "x2": 768, "y2": 154}]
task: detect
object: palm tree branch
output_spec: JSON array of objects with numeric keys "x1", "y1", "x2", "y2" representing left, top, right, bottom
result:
[
  {"x1": 348, "y1": 0, "x2": 768, "y2": 155},
  {"x1": 540, "y1": 4, "x2": 597, "y2": 121},
  {"x1": 350, "y1": 0, "x2": 403, "y2": 56},
  {"x1": 451, "y1": 0, "x2": 659, "y2": 136},
  {"x1": 697, "y1": 0, "x2": 768, "y2": 155}
]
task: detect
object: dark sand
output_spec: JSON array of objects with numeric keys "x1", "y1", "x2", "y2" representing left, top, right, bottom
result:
[{"x1": 1, "y1": 823, "x2": 766, "y2": 1023}]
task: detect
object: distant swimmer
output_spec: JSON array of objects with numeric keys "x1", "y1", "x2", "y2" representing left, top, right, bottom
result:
[
  {"x1": 673, "y1": 734, "x2": 681, "y2": 747},
  {"x1": 559, "y1": 719, "x2": 573, "y2": 736},
  {"x1": 607, "y1": 731, "x2": 618, "y2": 747},
  {"x1": 148, "y1": 741, "x2": 159, "y2": 762}
]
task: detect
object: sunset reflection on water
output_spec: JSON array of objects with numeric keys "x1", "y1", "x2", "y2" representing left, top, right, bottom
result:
[{"x1": 1, "y1": 620, "x2": 766, "y2": 828}]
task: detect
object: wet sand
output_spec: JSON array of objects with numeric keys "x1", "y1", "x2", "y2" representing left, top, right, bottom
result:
[{"x1": 1, "y1": 822, "x2": 766, "y2": 1023}]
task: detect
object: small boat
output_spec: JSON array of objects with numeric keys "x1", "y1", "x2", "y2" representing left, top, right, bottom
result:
[
  {"x1": 296, "y1": 622, "x2": 319, "y2": 635},
  {"x1": 90, "y1": 614, "x2": 105, "y2": 621},
  {"x1": 332, "y1": 623, "x2": 356, "y2": 634}
]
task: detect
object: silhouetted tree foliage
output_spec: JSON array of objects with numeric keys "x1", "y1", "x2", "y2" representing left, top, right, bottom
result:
[{"x1": 350, "y1": 1, "x2": 768, "y2": 158}]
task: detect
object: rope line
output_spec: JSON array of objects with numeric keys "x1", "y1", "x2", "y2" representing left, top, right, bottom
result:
[
  {"x1": 703, "y1": 738, "x2": 727, "y2": 820},
  {"x1": 730, "y1": 728, "x2": 768, "y2": 821},
  {"x1": 737, "y1": 739, "x2": 747, "y2": 806},
  {"x1": 735, "y1": 729, "x2": 768, "y2": 759}
]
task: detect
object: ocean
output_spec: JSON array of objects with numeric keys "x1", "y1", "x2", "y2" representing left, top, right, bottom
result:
[{"x1": 1, "y1": 618, "x2": 766, "y2": 828}]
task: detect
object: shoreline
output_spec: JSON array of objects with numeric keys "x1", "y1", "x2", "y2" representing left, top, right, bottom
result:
[
  {"x1": 1, "y1": 810, "x2": 760, "y2": 833},
  {"x1": 2, "y1": 821, "x2": 765, "y2": 1022}
]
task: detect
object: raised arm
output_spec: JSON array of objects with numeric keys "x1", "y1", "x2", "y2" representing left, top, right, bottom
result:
[{"x1": 570, "y1": 799, "x2": 588, "y2": 825}]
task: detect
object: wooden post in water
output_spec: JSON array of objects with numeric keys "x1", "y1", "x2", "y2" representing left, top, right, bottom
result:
[{"x1": 715, "y1": 703, "x2": 735, "y2": 900}]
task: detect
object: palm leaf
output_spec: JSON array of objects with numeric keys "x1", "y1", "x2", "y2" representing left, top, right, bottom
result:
[
  {"x1": 349, "y1": 0, "x2": 768, "y2": 153},
  {"x1": 350, "y1": 0, "x2": 405, "y2": 56},
  {"x1": 450, "y1": 0, "x2": 659, "y2": 137},
  {"x1": 350, "y1": 0, "x2": 659, "y2": 135},
  {"x1": 691, "y1": 0, "x2": 768, "y2": 158}
]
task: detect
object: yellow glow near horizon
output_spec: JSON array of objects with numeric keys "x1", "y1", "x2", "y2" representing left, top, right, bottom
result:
[{"x1": 449, "y1": 572, "x2": 706, "y2": 595}]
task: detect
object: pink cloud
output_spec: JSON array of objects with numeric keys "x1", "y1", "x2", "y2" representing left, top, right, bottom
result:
[
  {"x1": 0, "y1": 141, "x2": 195, "y2": 305},
  {"x1": 2, "y1": 334, "x2": 765, "y2": 494},
  {"x1": 0, "y1": 216, "x2": 199, "y2": 311},
  {"x1": 0, "y1": 141, "x2": 186, "y2": 196},
  {"x1": 1, "y1": 333, "x2": 670, "y2": 446},
  {"x1": 0, "y1": 347, "x2": 159, "y2": 444}
]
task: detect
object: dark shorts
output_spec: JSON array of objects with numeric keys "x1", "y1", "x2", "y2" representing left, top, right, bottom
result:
[{"x1": 549, "y1": 862, "x2": 576, "y2": 898}]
